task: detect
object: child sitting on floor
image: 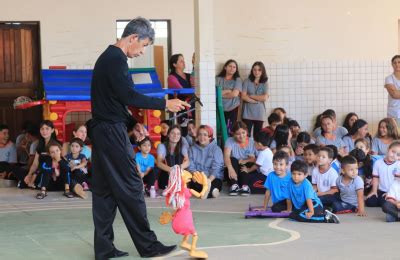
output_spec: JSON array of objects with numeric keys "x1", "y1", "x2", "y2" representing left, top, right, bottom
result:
[
  {"x1": 242, "y1": 131, "x2": 273, "y2": 176},
  {"x1": 260, "y1": 151, "x2": 292, "y2": 212},
  {"x1": 303, "y1": 144, "x2": 319, "y2": 182},
  {"x1": 332, "y1": 155, "x2": 366, "y2": 216},
  {"x1": 312, "y1": 147, "x2": 339, "y2": 208},
  {"x1": 286, "y1": 160, "x2": 340, "y2": 223},
  {"x1": 135, "y1": 137, "x2": 156, "y2": 195},
  {"x1": 65, "y1": 138, "x2": 89, "y2": 191},
  {"x1": 382, "y1": 174, "x2": 400, "y2": 222},
  {"x1": 366, "y1": 141, "x2": 400, "y2": 207},
  {"x1": 352, "y1": 138, "x2": 373, "y2": 193}
]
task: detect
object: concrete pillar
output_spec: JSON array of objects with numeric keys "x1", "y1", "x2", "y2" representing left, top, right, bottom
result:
[{"x1": 194, "y1": 0, "x2": 216, "y2": 131}]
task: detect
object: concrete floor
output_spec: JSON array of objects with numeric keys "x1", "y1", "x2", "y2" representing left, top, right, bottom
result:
[{"x1": 0, "y1": 187, "x2": 399, "y2": 260}]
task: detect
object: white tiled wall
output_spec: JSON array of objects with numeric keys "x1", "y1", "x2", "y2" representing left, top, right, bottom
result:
[{"x1": 233, "y1": 60, "x2": 392, "y2": 135}]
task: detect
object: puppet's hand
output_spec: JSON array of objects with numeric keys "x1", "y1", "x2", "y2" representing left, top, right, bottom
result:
[
  {"x1": 159, "y1": 211, "x2": 173, "y2": 225},
  {"x1": 193, "y1": 172, "x2": 209, "y2": 199}
]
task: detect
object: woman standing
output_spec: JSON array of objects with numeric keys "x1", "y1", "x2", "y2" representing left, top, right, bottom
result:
[
  {"x1": 216, "y1": 59, "x2": 242, "y2": 134},
  {"x1": 241, "y1": 61, "x2": 269, "y2": 136},
  {"x1": 384, "y1": 55, "x2": 400, "y2": 125}
]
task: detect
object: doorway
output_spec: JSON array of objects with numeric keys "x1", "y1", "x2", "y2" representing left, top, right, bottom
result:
[{"x1": 0, "y1": 21, "x2": 42, "y2": 140}]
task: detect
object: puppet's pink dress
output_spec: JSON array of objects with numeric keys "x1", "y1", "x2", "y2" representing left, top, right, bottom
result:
[{"x1": 172, "y1": 188, "x2": 196, "y2": 235}]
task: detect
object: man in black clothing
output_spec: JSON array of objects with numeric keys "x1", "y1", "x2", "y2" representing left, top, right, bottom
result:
[{"x1": 90, "y1": 17, "x2": 188, "y2": 259}]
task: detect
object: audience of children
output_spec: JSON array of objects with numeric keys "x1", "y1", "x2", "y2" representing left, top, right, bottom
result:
[{"x1": 6, "y1": 93, "x2": 400, "y2": 224}]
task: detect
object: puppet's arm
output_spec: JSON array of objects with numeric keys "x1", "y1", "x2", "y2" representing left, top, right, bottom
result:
[
  {"x1": 190, "y1": 171, "x2": 209, "y2": 198},
  {"x1": 159, "y1": 210, "x2": 177, "y2": 225}
]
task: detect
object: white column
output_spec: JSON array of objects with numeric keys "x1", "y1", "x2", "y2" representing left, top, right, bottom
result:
[{"x1": 194, "y1": 0, "x2": 216, "y2": 132}]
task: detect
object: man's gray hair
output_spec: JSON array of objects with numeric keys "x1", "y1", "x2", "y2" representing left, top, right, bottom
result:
[{"x1": 122, "y1": 17, "x2": 155, "y2": 43}]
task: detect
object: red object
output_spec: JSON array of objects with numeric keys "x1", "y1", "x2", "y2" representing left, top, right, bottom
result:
[
  {"x1": 14, "y1": 100, "x2": 45, "y2": 109},
  {"x1": 49, "y1": 66, "x2": 67, "y2": 69}
]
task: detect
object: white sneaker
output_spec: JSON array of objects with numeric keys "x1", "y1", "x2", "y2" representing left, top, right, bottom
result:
[
  {"x1": 325, "y1": 210, "x2": 340, "y2": 224},
  {"x1": 229, "y1": 184, "x2": 240, "y2": 196},
  {"x1": 211, "y1": 188, "x2": 220, "y2": 198},
  {"x1": 240, "y1": 185, "x2": 250, "y2": 196}
]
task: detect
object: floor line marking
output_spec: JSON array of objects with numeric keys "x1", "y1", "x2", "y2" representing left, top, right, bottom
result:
[{"x1": 158, "y1": 218, "x2": 301, "y2": 259}]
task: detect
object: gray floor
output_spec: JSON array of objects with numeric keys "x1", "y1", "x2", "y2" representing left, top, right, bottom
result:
[{"x1": 0, "y1": 187, "x2": 399, "y2": 260}]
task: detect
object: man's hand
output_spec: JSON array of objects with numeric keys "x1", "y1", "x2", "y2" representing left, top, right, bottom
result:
[{"x1": 166, "y1": 99, "x2": 190, "y2": 113}]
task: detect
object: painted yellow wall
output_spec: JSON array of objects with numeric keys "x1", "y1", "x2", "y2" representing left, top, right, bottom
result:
[{"x1": 0, "y1": 0, "x2": 194, "y2": 68}]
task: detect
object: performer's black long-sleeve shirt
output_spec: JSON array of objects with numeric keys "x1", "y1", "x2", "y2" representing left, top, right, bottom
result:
[{"x1": 91, "y1": 45, "x2": 166, "y2": 124}]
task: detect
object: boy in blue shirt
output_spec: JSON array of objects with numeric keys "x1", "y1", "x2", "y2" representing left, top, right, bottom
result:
[
  {"x1": 287, "y1": 160, "x2": 340, "y2": 223},
  {"x1": 260, "y1": 150, "x2": 292, "y2": 212},
  {"x1": 135, "y1": 137, "x2": 156, "y2": 195}
]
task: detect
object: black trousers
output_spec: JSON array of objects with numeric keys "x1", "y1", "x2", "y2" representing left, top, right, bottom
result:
[
  {"x1": 289, "y1": 202, "x2": 326, "y2": 223},
  {"x1": 243, "y1": 119, "x2": 264, "y2": 137},
  {"x1": 224, "y1": 107, "x2": 238, "y2": 136},
  {"x1": 189, "y1": 178, "x2": 223, "y2": 198},
  {"x1": 382, "y1": 201, "x2": 399, "y2": 220},
  {"x1": 227, "y1": 157, "x2": 255, "y2": 187},
  {"x1": 142, "y1": 169, "x2": 156, "y2": 190},
  {"x1": 91, "y1": 122, "x2": 162, "y2": 259},
  {"x1": 271, "y1": 200, "x2": 288, "y2": 212},
  {"x1": 365, "y1": 189, "x2": 386, "y2": 207},
  {"x1": 319, "y1": 193, "x2": 340, "y2": 209}
]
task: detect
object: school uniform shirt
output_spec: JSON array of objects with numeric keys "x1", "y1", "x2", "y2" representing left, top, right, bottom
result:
[
  {"x1": 311, "y1": 166, "x2": 338, "y2": 193},
  {"x1": 216, "y1": 76, "x2": 242, "y2": 112},
  {"x1": 313, "y1": 126, "x2": 348, "y2": 139},
  {"x1": 385, "y1": 74, "x2": 400, "y2": 119},
  {"x1": 316, "y1": 135, "x2": 346, "y2": 150},
  {"x1": 331, "y1": 159, "x2": 341, "y2": 174},
  {"x1": 336, "y1": 175, "x2": 364, "y2": 207},
  {"x1": 0, "y1": 142, "x2": 17, "y2": 163},
  {"x1": 386, "y1": 179, "x2": 400, "y2": 201},
  {"x1": 157, "y1": 142, "x2": 189, "y2": 159},
  {"x1": 287, "y1": 179, "x2": 322, "y2": 210},
  {"x1": 371, "y1": 137, "x2": 389, "y2": 155},
  {"x1": 264, "y1": 171, "x2": 292, "y2": 203},
  {"x1": 241, "y1": 78, "x2": 269, "y2": 121},
  {"x1": 342, "y1": 135, "x2": 355, "y2": 154},
  {"x1": 255, "y1": 148, "x2": 273, "y2": 176},
  {"x1": 372, "y1": 158, "x2": 400, "y2": 192},
  {"x1": 225, "y1": 137, "x2": 257, "y2": 160},
  {"x1": 135, "y1": 152, "x2": 155, "y2": 173}
]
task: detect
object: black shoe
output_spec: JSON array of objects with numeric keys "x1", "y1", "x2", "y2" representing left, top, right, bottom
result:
[
  {"x1": 142, "y1": 245, "x2": 177, "y2": 258},
  {"x1": 105, "y1": 248, "x2": 129, "y2": 258}
]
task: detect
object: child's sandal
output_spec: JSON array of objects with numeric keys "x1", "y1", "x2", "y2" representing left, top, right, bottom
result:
[
  {"x1": 63, "y1": 190, "x2": 74, "y2": 198},
  {"x1": 36, "y1": 191, "x2": 47, "y2": 199}
]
